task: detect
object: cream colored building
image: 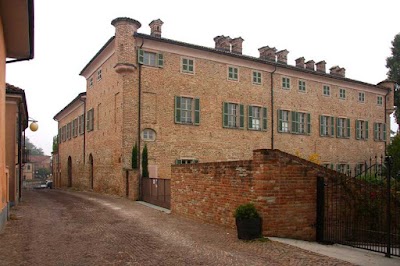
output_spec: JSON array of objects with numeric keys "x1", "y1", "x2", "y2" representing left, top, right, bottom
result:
[{"x1": 54, "y1": 17, "x2": 395, "y2": 199}]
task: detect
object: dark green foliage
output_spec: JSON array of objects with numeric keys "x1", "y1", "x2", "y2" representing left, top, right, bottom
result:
[
  {"x1": 387, "y1": 134, "x2": 400, "y2": 178},
  {"x1": 52, "y1": 136, "x2": 58, "y2": 153},
  {"x1": 142, "y1": 144, "x2": 149, "y2": 177},
  {"x1": 234, "y1": 203, "x2": 260, "y2": 220},
  {"x1": 132, "y1": 142, "x2": 138, "y2": 169},
  {"x1": 386, "y1": 33, "x2": 400, "y2": 127},
  {"x1": 25, "y1": 137, "x2": 44, "y2": 155}
]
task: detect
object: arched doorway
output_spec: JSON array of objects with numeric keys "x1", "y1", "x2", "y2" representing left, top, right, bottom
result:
[
  {"x1": 67, "y1": 156, "x2": 72, "y2": 187},
  {"x1": 89, "y1": 154, "x2": 94, "y2": 189}
]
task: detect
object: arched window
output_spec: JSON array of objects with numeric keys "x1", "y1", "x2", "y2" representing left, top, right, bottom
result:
[{"x1": 142, "y1": 128, "x2": 156, "y2": 141}]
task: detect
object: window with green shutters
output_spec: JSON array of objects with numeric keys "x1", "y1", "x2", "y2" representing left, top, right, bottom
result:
[
  {"x1": 223, "y1": 102, "x2": 244, "y2": 129},
  {"x1": 228, "y1": 66, "x2": 238, "y2": 81},
  {"x1": 175, "y1": 159, "x2": 199, "y2": 165},
  {"x1": 181, "y1": 58, "x2": 194, "y2": 73},
  {"x1": 339, "y1": 88, "x2": 346, "y2": 99},
  {"x1": 86, "y1": 108, "x2": 94, "y2": 132},
  {"x1": 298, "y1": 80, "x2": 306, "y2": 92},
  {"x1": 323, "y1": 85, "x2": 330, "y2": 96},
  {"x1": 252, "y1": 71, "x2": 261, "y2": 85},
  {"x1": 278, "y1": 110, "x2": 290, "y2": 133},
  {"x1": 174, "y1": 96, "x2": 200, "y2": 125},
  {"x1": 62, "y1": 126, "x2": 66, "y2": 142},
  {"x1": 67, "y1": 122, "x2": 72, "y2": 140},
  {"x1": 282, "y1": 77, "x2": 290, "y2": 89},
  {"x1": 373, "y1": 122, "x2": 386, "y2": 141},
  {"x1": 58, "y1": 128, "x2": 61, "y2": 144},
  {"x1": 278, "y1": 110, "x2": 310, "y2": 135},
  {"x1": 320, "y1": 115, "x2": 335, "y2": 137},
  {"x1": 248, "y1": 106, "x2": 267, "y2": 131},
  {"x1": 138, "y1": 49, "x2": 164, "y2": 68},
  {"x1": 337, "y1": 164, "x2": 350, "y2": 175},
  {"x1": 72, "y1": 118, "x2": 78, "y2": 138},
  {"x1": 291, "y1": 111, "x2": 311, "y2": 135},
  {"x1": 377, "y1": 96, "x2": 383, "y2": 106},
  {"x1": 336, "y1": 117, "x2": 350, "y2": 138},
  {"x1": 355, "y1": 120, "x2": 368, "y2": 140},
  {"x1": 78, "y1": 114, "x2": 85, "y2": 135},
  {"x1": 358, "y1": 92, "x2": 365, "y2": 103}
]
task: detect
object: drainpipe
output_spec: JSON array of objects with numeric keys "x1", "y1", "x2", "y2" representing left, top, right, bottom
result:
[
  {"x1": 270, "y1": 65, "x2": 277, "y2": 150},
  {"x1": 137, "y1": 38, "x2": 144, "y2": 200}
]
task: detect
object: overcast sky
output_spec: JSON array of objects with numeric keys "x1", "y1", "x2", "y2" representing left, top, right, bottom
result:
[{"x1": 6, "y1": 0, "x2": 400, "y2": 155}]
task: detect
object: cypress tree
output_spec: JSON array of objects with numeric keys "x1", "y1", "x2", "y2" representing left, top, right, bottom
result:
[{"x1": 142, "y1": 144, "x2": 149, "y2": 177}]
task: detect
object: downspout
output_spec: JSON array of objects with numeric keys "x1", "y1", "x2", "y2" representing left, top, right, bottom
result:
[
  {"x1": 137, "y1": 37, "x2": 145, "y2": 200},
  {"x1": 270, "y1": 65, "x2": 277, "y2": 150}
]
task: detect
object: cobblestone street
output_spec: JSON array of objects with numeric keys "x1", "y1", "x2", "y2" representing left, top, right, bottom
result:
[{"x1": 0, "y1": 189, "x2": 353, "y2": 266}]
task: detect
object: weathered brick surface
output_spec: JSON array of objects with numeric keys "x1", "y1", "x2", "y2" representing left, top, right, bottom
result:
[
  {"x1": 171, "y1": 149, "x2": 332, "y2": 241},
  {"x1": 55, "y1": 17, "x2": 394, "y2": 200}
]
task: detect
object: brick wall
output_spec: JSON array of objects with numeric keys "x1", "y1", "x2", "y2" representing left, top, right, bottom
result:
[{"x1": 172, "y1": 149, "x2": 332, "y2": 241}]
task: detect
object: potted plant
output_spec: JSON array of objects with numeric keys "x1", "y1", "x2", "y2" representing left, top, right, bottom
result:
[{"x1": 234, "y1": 203, "x2": 262, "y2": 240}]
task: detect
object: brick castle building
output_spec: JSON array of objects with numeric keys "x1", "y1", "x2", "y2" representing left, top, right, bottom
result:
[{"x1": 53, "y1": 17, "x2": 395, "y2": 199}]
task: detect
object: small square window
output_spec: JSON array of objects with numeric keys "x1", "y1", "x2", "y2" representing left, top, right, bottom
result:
[
  {"x1": 252, "y1": 71, "x2": 261, "y2": 85},
  {"x1": 182, "y1": 58, "x2": 194, "y2": 74},
  {"x1": 298, "y1": 80, "x2": 306, "y2": 92},
  {"x1": 282, "y1": 77, "x2": 290, "y2": 89},
  {"x1": 358, "y1": 92, "x2": 365, "y2": 103},
  {"x1": 228, "y1": 66, "x2": 238, "y2": 81},
  {"x1": 339, "y1": 88, "x2": 346, "y2": 99},
  {"x1": 323, "y1": 85, "x2": 330, "y2": 96},
  {"x1": 97, "y1": 69, "x2": 102, "y2": 81},
  {"x1": 377, "y1": 96, "x2": 383, "y2": 106}
]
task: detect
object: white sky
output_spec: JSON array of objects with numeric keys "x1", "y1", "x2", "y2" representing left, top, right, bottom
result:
[{"x1": 6, "y1": 0, "x2": 400, "y2": 155}]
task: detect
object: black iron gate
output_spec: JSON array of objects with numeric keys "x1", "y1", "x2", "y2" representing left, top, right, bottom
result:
[
  {"x1": 142, "y1": 177, "x2": 171, "y2": 209},
  {"x1": 317, "y1": 156, "x2": 400, "y2": 257}
]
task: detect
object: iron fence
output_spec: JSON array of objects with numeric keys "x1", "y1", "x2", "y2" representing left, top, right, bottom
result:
[{"x1": 317, "y1": 156, "x2": 400, "y2": 257}]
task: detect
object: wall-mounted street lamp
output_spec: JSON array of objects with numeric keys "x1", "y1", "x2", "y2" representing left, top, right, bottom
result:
[{"x1": 28, "y1": 117, "x2": 38, "y2": 132}]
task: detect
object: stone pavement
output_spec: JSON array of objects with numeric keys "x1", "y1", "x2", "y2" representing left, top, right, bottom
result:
[{"x1": 0, "y1": 189, "x2": 363, "y2": 265}]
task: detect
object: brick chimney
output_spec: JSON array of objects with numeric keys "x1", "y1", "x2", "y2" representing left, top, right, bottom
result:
[
  {"x1": 258, "y1": 46, "x2": 277, "y2": 61},
  {"x1": 330, "y1": 66, "x2": 345, "y2": 77},
  {"x1": 295, "y1": 57, "x2": 305, "y2": 68},
  {"x1": 316, "y1": 61, "x2": 326, "y2": 73},
  {"x1": 276, "y1": 49, "x2": 289, "y2": 64},
  {"x1": 231, "y1": 37, "x2": 244, "y2": 54},
  {"x1": 305, "y1": 60, "x2": 315, "y2": 71},
  {"x1": 214, "y1": 35, "x2": 231, "y2": 52},
  {"x1": 149, "y1": 19, "x2": 163, "y2": 38}
]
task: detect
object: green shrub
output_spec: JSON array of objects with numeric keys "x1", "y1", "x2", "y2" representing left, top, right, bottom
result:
[{"x1": 234, "y1": 203, "x2": 260, "y2": 220}]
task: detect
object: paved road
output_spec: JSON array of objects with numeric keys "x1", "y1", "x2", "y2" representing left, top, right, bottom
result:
[{"x1": 0, "y1": 189, "x2": 353, "y2": 266}]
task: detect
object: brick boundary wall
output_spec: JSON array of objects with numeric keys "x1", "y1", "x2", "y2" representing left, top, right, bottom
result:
[{"x1": 171, "y1": 149, "x2": 337, "y2": 241}]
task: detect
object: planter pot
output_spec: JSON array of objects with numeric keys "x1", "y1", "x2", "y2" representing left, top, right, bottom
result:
[{"x1": 235, "y1": 217, "x2": 262, "y2": 240}]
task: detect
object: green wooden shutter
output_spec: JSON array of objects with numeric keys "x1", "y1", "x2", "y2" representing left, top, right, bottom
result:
[
  {"x1": 291, "y1": 111, "x2": 297, "y2": 134},
  {"x1": 365, "y1": 121, "x2": 369, "y2": 140},
  {"x1": 175, "y1": 159, "x2": 182, "y2": 165},
  {"x1": 346, "y1": 118, "x2": 350, "y2": 138},
  {"x1": 374, "y1": 123, "x2": 378, "y2": 140},
  {"x1": 194, "y1": 98, "x2": 200, "y2": 125},
  {"x1": 383, "y1": 124, "x2": 387, "y2": 141},
  {"x1": 330, "y1": 116, "x2": 335, "y2": 137},
  {"x1": 175, "y1": 96, "x2": 181, "y2": 123},
  {"x1": 223, "y1": 102, "x2": 228, "y2": 128},
  {"x1": 307, "y1": 113, "x2": 311, "y2": 134},
  {"x1": 278, "y1": 110, "x2": 283, "y2": 132},
  {"x1": 248, "y1": 106, "x2": 253, "y2": 129},
  {"x1": 355, "y1": 120, "x2": 360, "y2": 140},
  {"x1": 262, "y1": 107, "x2": 267, "y2": 131},
  {"x1": 157, "y1": 53, "x2": 164, "y2": 67},
  {"x1": 319, "y1": 115, "x2": 323, "y2": 136},
  {"x1": 138, "y1": 49, "x2": 144, "y2": 64},
  {"x1": 239, "y1": 104, "x2": 244, "y2": 129},
  {"x1": 336, "y1": 117, "x2": 339, "y2": 137}
]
